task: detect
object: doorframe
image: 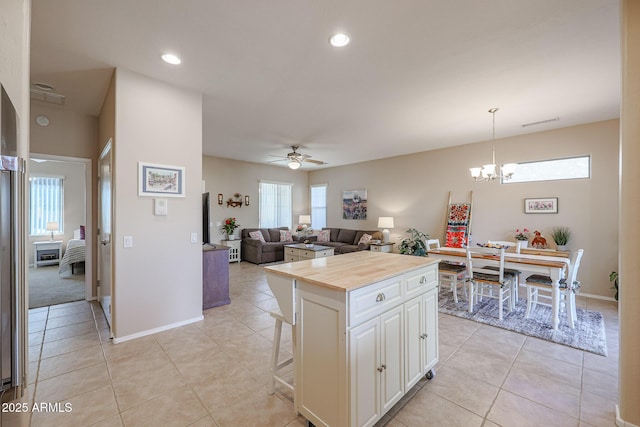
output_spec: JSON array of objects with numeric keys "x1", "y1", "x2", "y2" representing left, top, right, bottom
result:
[{"x1": 28, "y1": 153, "x2": 93, "y2": 301}]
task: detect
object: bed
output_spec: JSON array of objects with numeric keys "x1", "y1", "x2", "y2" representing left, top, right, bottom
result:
[{"x1": 58, "y1": 228, "x2": 86, "y2": 275}]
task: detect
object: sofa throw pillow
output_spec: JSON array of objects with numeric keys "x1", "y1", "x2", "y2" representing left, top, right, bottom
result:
[
  {"x1": 358, "y1": 233, "x2": 372, "y2": 245},
  {"x1": 317, "y1": 230, "x2": 330, "y2": 243},
  {"x1": 279, "y1": 230, "x2": 293, "y2": 242},
  {"x1": 79, "y1": 225, "x2": 86, "y2": 240},
  {"x1": 249, "y1": 231, "x2": 266, "y2": 242}
]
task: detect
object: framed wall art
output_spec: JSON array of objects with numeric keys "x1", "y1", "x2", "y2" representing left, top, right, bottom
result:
[
  {"x1": 342, "y1": 189, "x2": 367, "y2": 220},
  {"x1": 524, "y1": 197, "x2": 558, "y2": 214},
  {"x1": 138, "y1": 162, "x2": 185, "y2": 197}
]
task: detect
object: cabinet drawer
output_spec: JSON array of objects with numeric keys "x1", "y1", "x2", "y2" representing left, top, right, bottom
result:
[
  {"x1": 405, "y1": 266, "x2": 437, "y2": 300},
  {"x1": 284, "y1": 254, "x2": 297, "y2": 263},
  {"x1": 285, "y1": 247, "x2": 297, "y2": 255},
  {"x1": 348, "y1": 276, "x2": 403, "y2": 327}
]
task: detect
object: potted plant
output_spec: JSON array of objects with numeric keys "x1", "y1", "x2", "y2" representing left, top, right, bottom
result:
[
  {"x1": 610, "y1": 271, "x2": 618, "y2": 301},
  {"x1": 550, "y1": 226, "x2": 571, "y2": 250},
  {"x1": 514, "y1": 228, "x2": 530, "y2": 248},
  {"x1": 399, "y1": 228, "x2": 429, "y2": 257},
  {"x1": 221, "y1": 217, "x2": 240, "y2": 240}
]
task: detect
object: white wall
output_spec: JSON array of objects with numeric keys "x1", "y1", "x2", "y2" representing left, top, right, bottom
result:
[
  {"x1": 202, "y1": 156, "x2": 308, "y2": 242},
  {"x1": 308, "y1": 120, "x2": 619, "y2": 298},
  {"x1": 0, "y1": 0, "x2": 31, "y2": 411},
  {"x1": 113, "y1": 68, "x2": 203, "y2": 340}
]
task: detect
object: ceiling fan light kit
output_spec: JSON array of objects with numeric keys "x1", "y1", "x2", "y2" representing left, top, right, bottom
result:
[{"x1": 470, "y1": 108, "x2": 517, "y2": 182}]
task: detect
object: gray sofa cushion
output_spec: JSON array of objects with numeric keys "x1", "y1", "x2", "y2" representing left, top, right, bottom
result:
[{"x1": 337, "y1": 228, "x2": 357, "y2": 244}]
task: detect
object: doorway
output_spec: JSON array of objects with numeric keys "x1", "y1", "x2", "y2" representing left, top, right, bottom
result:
[{"x1": 28, "y1": 154, "x2": 92, "y2": 308}]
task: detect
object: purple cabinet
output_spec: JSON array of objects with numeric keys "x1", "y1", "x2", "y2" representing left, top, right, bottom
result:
[{"x1": 203, "y1": 245, "x2": 231, "y2": 309}]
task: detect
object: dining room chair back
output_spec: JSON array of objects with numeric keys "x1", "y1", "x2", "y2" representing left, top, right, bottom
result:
[
  {"x1": 465, "y1": 246, "x2": 514, "y2": 320},
  {"x1": 525, "y1": 249, "x2": 584, "y2": 329},
  {"x1": 427, "y1": 238, "x2": 468, "y2": 303}
]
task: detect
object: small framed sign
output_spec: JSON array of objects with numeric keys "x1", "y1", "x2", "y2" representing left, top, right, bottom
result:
[{"x1": 524, "y1": 197, "x2": 558, "y2": 214}]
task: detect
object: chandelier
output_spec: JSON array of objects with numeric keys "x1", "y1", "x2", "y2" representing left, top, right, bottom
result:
[{"x1": 469, "y1": 108, "x2": 517, "y2": 181}]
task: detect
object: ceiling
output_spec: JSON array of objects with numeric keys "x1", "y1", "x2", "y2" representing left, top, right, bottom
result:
[{"x1": 29, "y1": 0, "x2": 620, "y2": 169}]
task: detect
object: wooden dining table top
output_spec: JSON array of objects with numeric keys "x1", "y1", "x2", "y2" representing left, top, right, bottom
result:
[{"x1": 428, "y1": 247, "x2": 568, "y2": 269}]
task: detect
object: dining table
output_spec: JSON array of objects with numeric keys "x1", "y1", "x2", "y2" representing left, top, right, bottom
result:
[{"x1": 428, "y1": 247, "x2": 570, "y2": 330}]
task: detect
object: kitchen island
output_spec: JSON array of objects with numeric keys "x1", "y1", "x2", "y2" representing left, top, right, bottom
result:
[{"x1": 264, "y1": 251, "x2": 440, "y2": 427}]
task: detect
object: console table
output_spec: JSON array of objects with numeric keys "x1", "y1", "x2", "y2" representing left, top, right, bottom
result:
[
  {"x1": 202, "y1": 245, "x2": 230, "y2": 309},
  {"x1": 265, "y1": 251, "x2": 439, "y2": 427}
]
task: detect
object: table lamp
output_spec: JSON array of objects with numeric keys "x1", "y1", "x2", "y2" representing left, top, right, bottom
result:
[
  {"x1": 377, "y1": 217, "x2": 394, "y2": 243},
  {"x1": 46, "y1": 221, "x2": 59, "y2": 240}
]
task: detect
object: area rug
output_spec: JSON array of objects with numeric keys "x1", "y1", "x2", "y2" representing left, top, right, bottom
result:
[
  {"x1": 29, "y1": 266, "x2": 85, "y2": 308},
  {"x1": 438, "y1": 287, "x2": 608, "y2": 356}
]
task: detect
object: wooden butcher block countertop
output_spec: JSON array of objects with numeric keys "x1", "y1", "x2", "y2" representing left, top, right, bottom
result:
[{"x1": 264, "y1": 250, "x2": 439, "y2": 292}]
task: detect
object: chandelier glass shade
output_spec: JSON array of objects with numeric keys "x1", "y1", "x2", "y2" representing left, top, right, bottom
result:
[{"x1": 470, "y1": 108, "x2": 517, "y2": 182}]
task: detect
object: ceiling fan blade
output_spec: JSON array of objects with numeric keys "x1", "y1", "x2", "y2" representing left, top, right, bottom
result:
[{"x1": 303, "y1": 158, "x2": 327, "y2": 165}]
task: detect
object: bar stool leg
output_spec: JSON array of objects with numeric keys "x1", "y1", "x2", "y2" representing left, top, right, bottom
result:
[{"x1": 269, "y1": 316, "x2": 284, "y2": 394}]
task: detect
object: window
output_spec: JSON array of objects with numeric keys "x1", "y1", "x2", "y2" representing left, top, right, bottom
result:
[
  {"x1": 259, "y1": 181, "x2": 292, "y2": 229},
  {"x1": 310, "y1": 184, "x2": 327, "y2": 229},
  {"x1": 30, "y1": 176, "x2": 64, "y2": 235},
  {"x1": 504, "y1": 155, "x2": 590, "y2": 184}
]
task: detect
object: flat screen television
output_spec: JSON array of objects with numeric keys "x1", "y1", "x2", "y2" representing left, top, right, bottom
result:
[{"x1": 202, "y1": 192, "x2": 210, "y2": 244}]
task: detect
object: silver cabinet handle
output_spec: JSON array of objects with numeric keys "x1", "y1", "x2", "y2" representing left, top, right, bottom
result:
[
  {"x1": 420, "y1": 333, "x2": 428, "y2": 339},
  {"x1": 376, "y1": 293, "x2": 386, "y2": 302},
  {"x1": 377, "y1": 364, "x2": 387, "y2": 372},
  {"x1": 420, "y1": 276, "x2": 427, "y2": 284}
]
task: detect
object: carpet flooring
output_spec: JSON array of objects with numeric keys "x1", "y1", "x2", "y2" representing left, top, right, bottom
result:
[
  {"x1": 438, "y1": 286, "x2": 608, "y2": 356},
  {"x1": 29, "y1": 265, "x2": 85, "y2": 308}
]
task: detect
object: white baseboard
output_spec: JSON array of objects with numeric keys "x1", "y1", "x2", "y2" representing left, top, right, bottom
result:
[
  {"x1": 112, "y1": 315, "x2": 204, "y2": 344},
  {"x1": 616, "y1": 405, "x2": 640, "y2": 427},
  {"x1": 580, "y1": 292, "x2": 617, "y2": 302}
]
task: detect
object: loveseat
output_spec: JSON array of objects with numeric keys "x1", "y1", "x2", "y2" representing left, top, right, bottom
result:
[
  {"x1": 241, "y1": 227, "x2": 294, "y2": 264},
  {"x1": 241, "y1": 227, "x2": 382, "y2": 264}
]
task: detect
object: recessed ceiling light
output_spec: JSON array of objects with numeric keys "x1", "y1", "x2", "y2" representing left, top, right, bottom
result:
[
  {"x1": 35, "y1": 115, "x2": 50, "y2": 127},
  {"x1": 161, "y1": 53, "x2": 182, "y2": 65},
  {"x1": 33, "y1": 82, "x2": 55, "y2": 91},
  {"x1": 329, "y1": 33, "x2": 350, "y2": 47}
]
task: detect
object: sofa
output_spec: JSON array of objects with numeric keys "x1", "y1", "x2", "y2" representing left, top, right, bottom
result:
[
  {"x1": 241, "y1": 227, "x2": 382, "y2": 264},
  {"x1": 309, "y1": 228, "x2": 383, "y2": 254}
]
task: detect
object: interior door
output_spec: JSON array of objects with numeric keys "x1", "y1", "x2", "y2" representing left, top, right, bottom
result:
[{"x1": 98, "y1": 140, "x2": 113, "y2": 327}]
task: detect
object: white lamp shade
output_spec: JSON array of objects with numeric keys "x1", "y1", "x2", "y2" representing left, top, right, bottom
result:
[
  {"x1": 469, "y1": 167, "x2": 482, "y2": 178},
  {"x1": 377, "y1": 217, "x2": 394, "y2": 228},
  {"x1": 299, "y1": 215, "x2": 311, "y2": 224},
  {"x1": 46, "y1": 222, "x2": 59, "y2": 232}
]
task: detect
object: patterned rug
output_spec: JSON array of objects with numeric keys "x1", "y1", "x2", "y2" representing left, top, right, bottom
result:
[{"x1": 438, "y1": 287, "x2": 608, "y2": 356}]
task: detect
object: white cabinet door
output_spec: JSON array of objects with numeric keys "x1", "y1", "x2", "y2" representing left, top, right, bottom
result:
[
  {"x1": 404, "y1": 296, "x2": 423, "y2": 389},
  {"x1": 350, "y1": 305, "x2": 404, "y2": 427},
  {"x1": 380, "y1": 306, "x2": 404, "y2": 414},
  {"x1": 421, "y1": 287, "x2": 439, "y2": 374},
  {"x1": 350, "y1": 317, "x2": 380, "y2": 427},
  {"x1": 404, "y1": 287, "x2": 439, "y2": 390}
]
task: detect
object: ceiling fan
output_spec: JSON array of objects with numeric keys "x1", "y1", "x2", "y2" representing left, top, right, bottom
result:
[{"x1": 269, "y1": 146, "x2": 327, "y2": 169}]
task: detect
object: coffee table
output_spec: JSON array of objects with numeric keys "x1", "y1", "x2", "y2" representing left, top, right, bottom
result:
[{"x1": 284, "y1": 243, "x2": 334, "y2": 262}]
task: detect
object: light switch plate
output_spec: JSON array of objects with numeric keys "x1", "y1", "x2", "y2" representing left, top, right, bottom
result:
[
  {"x1": 191, "y1": 232, "x2": 198, "y2": 243},
  {"x1": 124, "y1": 235, "x2": 133, "y2": 248},
  {"x1": 154, "y1": 198, "x2": 168, "y2": 216}
]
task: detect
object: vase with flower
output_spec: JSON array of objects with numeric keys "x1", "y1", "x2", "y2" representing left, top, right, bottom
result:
[
  {"x1": 515, "y1": 228, "x2": 530, "y2": 248},
  {"x1": 221, "y1": 217, "x2": 240, "y2": 240}
]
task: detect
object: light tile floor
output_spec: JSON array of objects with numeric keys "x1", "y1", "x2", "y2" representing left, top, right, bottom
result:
[{"x1": 8, "y1": 261, "x2": 619, "y2": 426}]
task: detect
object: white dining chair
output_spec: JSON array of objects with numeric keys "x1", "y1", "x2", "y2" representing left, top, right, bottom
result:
[
  {"x1": 465, "y1": 246, "x2": 515, "y2": 320},
  {"x1": 525, "y1": 249, "x2": 584, "y2": 329},
  {"x1": 427, "y1": 238, "x2": 467, "y2": 303},
  {"x1": 485, "y1": 240, "x2": 523, "y2": 304}
]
